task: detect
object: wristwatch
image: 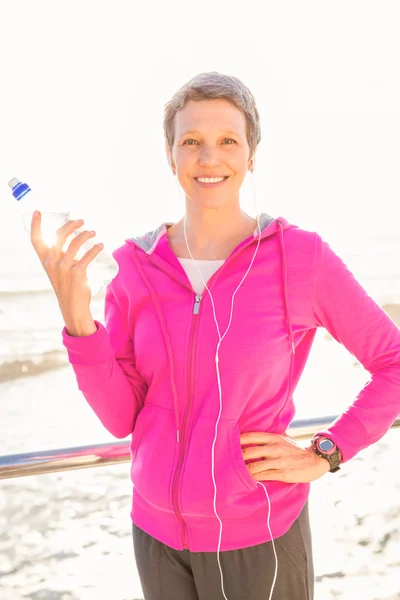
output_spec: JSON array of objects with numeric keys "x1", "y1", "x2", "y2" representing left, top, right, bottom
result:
[{"x1": 311, "y1": 435, "x2": 342, "y2": 473}]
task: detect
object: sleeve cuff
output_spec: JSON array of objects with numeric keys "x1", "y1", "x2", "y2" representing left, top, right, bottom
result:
[
  {"x1": 62, "y1": 320, "x2": 113, "y2": 366},
  {"x1": 313, "y1": 411, "x2": 369, "y2": 464}
]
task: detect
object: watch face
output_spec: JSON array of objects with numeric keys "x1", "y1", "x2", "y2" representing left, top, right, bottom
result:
[{"x1": 319, "y1": 438, "x2": 335, "y2": 453}]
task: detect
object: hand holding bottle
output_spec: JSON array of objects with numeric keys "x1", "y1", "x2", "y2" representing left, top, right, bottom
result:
[
  {"x1": 30, "y1": 212, "x2": 103, "y2": 336},
  {"x1": 8, "y1": 178, "x2": 119, "y2": 298}
]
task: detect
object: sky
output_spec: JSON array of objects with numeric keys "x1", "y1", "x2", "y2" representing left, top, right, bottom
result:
[{"x1": 1, "y1": 0, "x2": 399, "y2": 265}]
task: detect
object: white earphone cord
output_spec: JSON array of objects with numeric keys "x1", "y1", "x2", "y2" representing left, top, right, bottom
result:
[{"x1": 173, "y1": 170, "x2": 278, "y2": 600}]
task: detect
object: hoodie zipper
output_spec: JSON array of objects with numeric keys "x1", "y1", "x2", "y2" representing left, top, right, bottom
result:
[
  {"x1": 171, "y1": 293, "x2": 202, "y2": 548},
  {"x1": 193, "y1": 294, "x2": 202, "y2": 315},
  {"x1": 166, "y1": 220, "x2": 279, "y2": 549}
]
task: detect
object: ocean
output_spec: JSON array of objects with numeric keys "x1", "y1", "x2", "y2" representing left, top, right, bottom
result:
[{"x1": 1, "y1": 228, "x2": 399, "y2": 384}]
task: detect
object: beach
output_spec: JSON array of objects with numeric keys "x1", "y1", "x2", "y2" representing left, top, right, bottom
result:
[
  {"x1": 2, "y1": 431, "x2": 400, "y2": 600},
  {"x1": 1, "y1": 315, "x2": 400, "y2": 599}
]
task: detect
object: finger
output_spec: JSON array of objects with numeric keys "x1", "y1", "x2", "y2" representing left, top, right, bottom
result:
[
  {"x1": 240, "y1": 432, "x2": 277, "y2": 445},
  {"x1": 282, "y1": 435, "x2": 298, "y2": 447},
  {"x1": 253, "y1": 470, "x2": 284, "y2": 482},
  {"x1": 249, "y1": 458, "x2": 285, "y2": 475},
  {"x1": 54, "y1": 219, "x2": 85, "y2": 249},
  {"x1": 247, "y1": 459, "x2": 267, "y2": 476},
  {"x1": 242, "y1": 445, "x2": 270, "y2": 461},
  {"x1": 74, "y1": 242, "x2": 104, "y2": 271},
  {"x1": 63, "y1": 230, "x2": 97, "y2": 262},
  {"x1": 30, "y1": 211, "x2": 47, "y2": 258}
]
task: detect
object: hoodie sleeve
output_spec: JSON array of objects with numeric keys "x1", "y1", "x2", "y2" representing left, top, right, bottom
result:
[
  {"x1": 311, "y1": 233, "x2": 400, "y2": 463},
  {"x1": 62, "y1": 283, "x2": 148, "y2": 438}
]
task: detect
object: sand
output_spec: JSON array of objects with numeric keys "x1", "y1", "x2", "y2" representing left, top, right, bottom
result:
[
  {"x1": 383, "y1": 304, "x2": 400, "y2": 327},
  {"x1": 1, "y1": 317, "x2": 400, "y2": 599}
]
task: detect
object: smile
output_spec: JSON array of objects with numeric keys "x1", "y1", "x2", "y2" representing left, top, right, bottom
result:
[{"x1": 195, "y1": 176, "x2": 229, "y2": 185}]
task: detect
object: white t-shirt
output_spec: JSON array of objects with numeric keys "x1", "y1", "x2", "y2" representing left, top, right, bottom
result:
[{"x1": 178, "y1": 258, "x2": 225, "y2": 294}]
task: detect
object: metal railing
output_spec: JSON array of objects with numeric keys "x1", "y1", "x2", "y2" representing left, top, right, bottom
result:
[{"x1": 1, "y1": 414, "x2": 399, "y2": 481}]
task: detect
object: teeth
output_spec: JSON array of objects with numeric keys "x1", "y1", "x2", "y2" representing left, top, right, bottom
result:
[{"x1": 197, "y1": 177, "x2": 226, "y2": 183}]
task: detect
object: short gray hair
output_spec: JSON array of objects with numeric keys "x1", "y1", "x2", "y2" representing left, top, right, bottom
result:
[{"x1": 163, "y1": 71, "x2": 261, "y2": 160}]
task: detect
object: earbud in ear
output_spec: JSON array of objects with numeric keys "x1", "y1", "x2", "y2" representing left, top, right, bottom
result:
[{"x1": 168, "y1": 156, "x2": 176, "y2": 174}]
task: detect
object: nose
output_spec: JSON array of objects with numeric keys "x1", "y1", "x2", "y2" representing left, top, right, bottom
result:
[{"x1": 198, "y1": 146, "x2": 221, "y2": 168}]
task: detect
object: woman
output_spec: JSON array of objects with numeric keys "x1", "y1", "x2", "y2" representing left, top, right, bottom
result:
[{"x1": 31, "y1": 72, "x2": 400, "y2": 600}]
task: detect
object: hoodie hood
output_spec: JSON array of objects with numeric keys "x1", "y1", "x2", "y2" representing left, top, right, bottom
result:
[{"x1": 126, "y1": 212, "x2": 292, "y2": 254}]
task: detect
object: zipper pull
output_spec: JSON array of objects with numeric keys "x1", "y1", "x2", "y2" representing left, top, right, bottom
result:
[{"x1": 193, "y1": 294, "x2": 202, "y2": 314}]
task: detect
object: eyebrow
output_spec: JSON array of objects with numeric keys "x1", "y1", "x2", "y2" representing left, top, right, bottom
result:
[{"x1": 179, "y1": 129, "x2": 241, "y2": 138}]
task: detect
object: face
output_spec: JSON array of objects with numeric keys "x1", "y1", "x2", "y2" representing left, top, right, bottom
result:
[{"x1": 167, "y1": 99, "x2": 254, "y2": 209}]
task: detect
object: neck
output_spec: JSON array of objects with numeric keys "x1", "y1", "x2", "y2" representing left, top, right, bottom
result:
[{"x1": 169, "y1": 204, "x2": 257, "y2": 260}]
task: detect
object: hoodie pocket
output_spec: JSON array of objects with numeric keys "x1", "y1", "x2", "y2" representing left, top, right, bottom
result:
[
  {"x1": 229, "y1": 420, "x2": 260, "y2": 492},
  {"x1": 130, "y1": 403, "x2": 178, "y2": 512},
  {"x1": 180, "y1": 417, "x2": 258, "y2": 519}
]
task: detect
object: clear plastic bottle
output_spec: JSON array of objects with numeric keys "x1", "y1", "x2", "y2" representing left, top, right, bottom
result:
[{"x1": 8, "y1": 177, "x2": 119, "y2": 295}]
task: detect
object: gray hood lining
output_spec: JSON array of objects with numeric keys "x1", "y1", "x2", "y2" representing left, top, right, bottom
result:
[{"x1": 128, "y1": 213, "x2": 276, "y2": 254}]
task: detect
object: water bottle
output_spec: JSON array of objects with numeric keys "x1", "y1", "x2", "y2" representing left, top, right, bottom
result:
[{"x1": 8, "y1": 177, "x2": 119, "y2": 296}]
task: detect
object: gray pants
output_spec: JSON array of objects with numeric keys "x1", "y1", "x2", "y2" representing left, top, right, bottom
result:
[{"x1": 132, "y1": 500, "x2": 314, "y2": 599}]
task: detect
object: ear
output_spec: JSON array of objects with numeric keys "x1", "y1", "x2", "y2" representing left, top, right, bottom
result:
[
  {"x1": 249, "y1": 152, "x2": 257, "y2": 172},
  {"x1": 166, "y1": 146, "x2": 175, "y2": 173}
]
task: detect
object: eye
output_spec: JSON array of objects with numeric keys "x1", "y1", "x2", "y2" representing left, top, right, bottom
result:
[{"x1": 182, "y1": 138, "x2": 237, "y2": 145}]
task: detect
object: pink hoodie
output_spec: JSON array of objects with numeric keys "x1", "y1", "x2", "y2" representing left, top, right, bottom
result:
[{"x1": 62, "y1": 213, "x2": 400, "y2": 552}]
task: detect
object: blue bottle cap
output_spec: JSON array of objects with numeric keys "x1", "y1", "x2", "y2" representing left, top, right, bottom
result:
[{"x1": 8, "y1": 178, "x2": 31, "y2": 201}]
